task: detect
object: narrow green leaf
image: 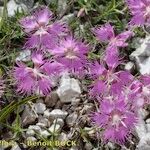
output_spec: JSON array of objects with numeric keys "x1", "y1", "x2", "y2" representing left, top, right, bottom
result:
[{"x1": 0, "y1": 96, "x2": 37, "y2": 122}]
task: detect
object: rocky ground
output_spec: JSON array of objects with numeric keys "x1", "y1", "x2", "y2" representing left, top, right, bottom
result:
[{"x1": 0, "y1": 73, "x2": 98, "y2": 150}]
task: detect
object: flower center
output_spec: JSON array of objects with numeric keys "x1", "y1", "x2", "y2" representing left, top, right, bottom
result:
[
  {"x1": 26, "y1": 67, "x2": 42, "y2": 78},
  {"x1": 98, "y1": 75, "x2": 105, "y2": 80},
  {"x1": 35, "y1": 27, "x2": 47, "y2": 35},
  {"x1": 112, "y1": 114, "x2": 121, "y2": 125},
  {"x1": 65, "y1": 48, "x2": 77, "y2": 59},
  {"x1": 110, "y1": 37, "x2": 117, "y2": 45}
]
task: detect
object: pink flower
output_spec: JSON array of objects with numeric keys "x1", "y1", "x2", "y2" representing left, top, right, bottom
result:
[
  {"x1": 92, "y1": 23, "x2": 133, "y2": 53},
  {"x1": 89, "y1": 61, "x2": 133, "y2": 98},
  {"x1": 126, "y1": 0, "x2": 150, "y2": 26},
  {"x1": 113, "y1": 74, "x2": 150, "y2": 112},
  {"x1": 105, "y1": 46, "x2": 120, "y2": 68},
  {"x1": 110, "y1": 71, "x2": 134, "y2": 95},
  {"x1": 20, "y1": 7, "x2": 68, "y2": 51},
  {"x1": 92, "y1": 23, "x2": 114, "y2": 42},
  {"x1": 89, "y1": 62, "x2": 107, "y2": 97},
  {"x1": 126, "y1": 80, "x2": 144, "y2": 109},
  {"x1": 92, "y1": 97, "x2": 137, "y2": 144},
  {"x1": 89, "y1": 61, "x2": 116, "y2": 97},
  {"x1": 51, "y1": 36, "x2": 89, "y2": 74},
  {"x1": 127, "y1": 75, "x2": 150, "y2": 109},
  {"x1": 42, "y1": 61, "x2": 64, "y2": 75},
  {"x1": 13, "y1": 53, "x2": 62, "y2": 95}
]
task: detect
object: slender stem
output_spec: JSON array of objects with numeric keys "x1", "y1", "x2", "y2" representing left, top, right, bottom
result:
[
  {"x1": 3, "y1": 0, "x2": 8, "y2": 19},
  {"x1": 0, "y1": 0, "x2": 8, "y2": 29}
]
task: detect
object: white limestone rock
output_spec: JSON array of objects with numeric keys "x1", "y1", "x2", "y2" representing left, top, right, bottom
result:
[
  {"x1": 130, "y1": 36, "x2": 150, "y2": 75},
  {"x1": 34, "y1": 103, "x2": 46, "y2": 114},
  {"x1": 45, "y1": 91, "x2": 59, "y2": 107},
  {"x1": 135, "y1": 109, "x2": 147, "y2": 138},
  {"x1": 57, "y1": 74, "x2": 81, "y2": 103},
  {"x1": 136, "y1": 133, "x2": 150, "y2": 150},
  {"x1": 21, "y1": 105, "x2": 38, "y2": 126},
  {"x1": 26, "y1": 129, "x2": 35, "y2": 137},
  {"x1": 66, "y1": 112, "x2": 78, "y2": 127},
  {"x1": 48, "y1": 109, "x2": 68, "y2": 119},
  {"x1": 28, "y1": 125, "x2": 41, "y2": 133},
  {"x1": 16, "y1": 50, "x2": 31, "y2": 62},
  {"x1": 135, "y1": 109, "x2": 150, "y2": 150},
  {"x1": 40, "y1": 130, "x2": 51, "y2": 138},
  {"x1": 44, "y1": 109, "x2": 51, "y2": 118},
  {"x1": 7, "y1": 0, "x2": 27, "y2": 17},
  {"x1": 125, "y1": 61, "x2": 135, "y2": 72}
]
